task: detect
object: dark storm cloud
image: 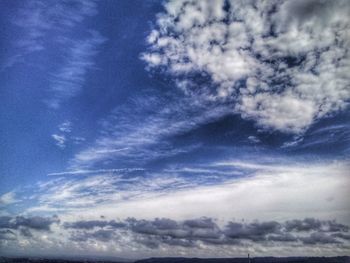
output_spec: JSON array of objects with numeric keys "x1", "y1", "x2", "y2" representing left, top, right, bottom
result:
[{"x1": 0, "y1": 215, "x2": 59, "y2": 231}]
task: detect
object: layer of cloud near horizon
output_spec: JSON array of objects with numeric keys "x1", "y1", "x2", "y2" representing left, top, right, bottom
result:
[
  {"x1": 1, "y1": 215, "x2": 350, "y2": 258},
  {"x1": 0, "y1": 0, "x2": 349, "y2": 259}
]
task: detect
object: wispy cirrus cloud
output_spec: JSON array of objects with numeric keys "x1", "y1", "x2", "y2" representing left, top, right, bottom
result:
[
  {"x1": 6, "y1": 0, "x2": 98, "y2": 68},
  {"x1": 47, "y1": 168, "x2": 145, "y2": 176},
  {"x1": 47, "y1": 30, "x2": 106, "y2": 108},
  {"x1": 19, "y1": 159, "x2": 350, "y2": 227},
  {"x1": 70, "y1": 92, "x2": 230, "y2": 169},
  {"x1": 5, "y1": 0, "x2": 105, "y2": 108}
]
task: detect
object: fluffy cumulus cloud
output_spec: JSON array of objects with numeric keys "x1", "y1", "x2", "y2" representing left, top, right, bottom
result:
[{"x1": 142, "y1": 0, "x2": 350, "y2": 133}]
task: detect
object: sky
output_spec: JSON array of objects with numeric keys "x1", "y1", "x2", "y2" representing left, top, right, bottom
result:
[{"x1": 0, "y1": 0, "x2": 350, "y2": 259}]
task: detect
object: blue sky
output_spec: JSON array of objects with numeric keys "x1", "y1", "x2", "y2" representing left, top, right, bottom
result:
[{"x1": 0, "y1": 0, "x2": 350, "y2": 258}]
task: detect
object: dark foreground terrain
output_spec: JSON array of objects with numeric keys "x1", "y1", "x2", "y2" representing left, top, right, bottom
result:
[
  {"x1": 136, "y1": 257, "x2": 349, "y2": 263},
  {"x1": 1, "y1": 257, "x2": 349, "y2": 263}
]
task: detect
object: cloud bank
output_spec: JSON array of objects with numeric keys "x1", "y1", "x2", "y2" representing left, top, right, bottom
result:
[{"x1": 1, "y1": 215, "x2": 350, "y2": 257}]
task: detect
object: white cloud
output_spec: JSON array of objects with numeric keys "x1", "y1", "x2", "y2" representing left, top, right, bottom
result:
[
  {"x1": 142, "y1": 0, "x2": 350, "y2": 133},
  {"x1": 3, "y1": 0, "x2": 106, "y2": 108},
  {"x1": 52, "y1": 134, "x2": 66, "y2": 149},
  {"x1": 47, "y1": 168, "x2": 144, "y2": 176},
  {"x1": 0, "y1": 191, "x2": 19, "y2": 206},
  {"x1": 70, "y1": 94, "x2": 229, "y2": 169},
  {"x1": 52, "y1": 121, "x2": 86, "y2": 149},
  {"x1": 91, "y1": 161, "x2": 350, "y2": 223},
  {"x1": 24, "y1": 159, "x2": 350, "y2": 226},
  {"x1": 58, "y1": 121, "x2": 72, "y2": 133},
  {"x1": 6, "y1": 159, "x2": 348, "y2": 257},
  {"x1": 48, "y1": 31, "x2": 106, "y2": 108},
  {"x1": 247, "y1": 136, "x2": 260, "y2": 144},
  {"x1": 3, "y1": 0, "x2": 98, "y2": 70},
  {"x1": 2, "y1": 156, "x2": 348, "y2": 257}
]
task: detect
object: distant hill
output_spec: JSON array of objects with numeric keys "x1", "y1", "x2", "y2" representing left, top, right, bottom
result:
[
  {"x1": 1, "y1": 256, "x2": 349, "y2": 263},
  {"x1": 135, "y1": 257, "x2": 350, "y2": 263},
  {"x1": 0, "y1": 258, "x2": 129, "y2": 263}
]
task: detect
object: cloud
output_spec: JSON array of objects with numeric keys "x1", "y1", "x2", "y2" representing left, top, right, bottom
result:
[
  {"x1": 22, "y1": 159, "x2": 350, "y2": 229},
  {"x1": 0, "y1": 215, "x2": 59, "y2": 231},
  {"x1": 224, "y1": 221, "x2": 281, "y2": 242},
  {"x1": 1, "y1": 215, "x2": 350, "y2": 257},
  {"x1": 301, "y1": 232, "x2": 341, "y2": 245},
  {"x1": 52, "y1": 121, "x2": 87, "y2": 149},
  {"x1": 247, "y1": 136, "x2": 260, "y2": 144},
  {"x1": 70, "y1": 92, "x2": 229, "y2": 169},
  {"x1": 4, "y1": 0, "x2": 98, "y2": 69},
  {"x1": 64, "y1": 220, "x2": 125, "y2": 230},
  {"x1": 70, "y1": 229, "x2": 116, "y2": 242},
  {"x1": 28, "y1": 168, "x2": 201, "y2": 213},
  {"x1": 293, "y1": 122, "x2": 350, "y2": 154},
  {"x1": 47, "y1": 168, "x2": 144, "y2": 176},
  {"x1": 58, "y1": 121, "x2": 72, "y2": 133},
  {"x1": 49, "y1": 217, "x2": 350, "y2": 249},
  {"x1": 285, "y1": 218, "x2": 349, "y2": 233},
  {"x1": 47, "y1": 30, "x2": 106, "y2": 108},
  {"x1": 142, "y1": 0, "x2": 350, "y2": 133},
  {"x1": 0, "y1": 191, "x2": 19, "y2": 206},
  {"x1": 52, "y1": 134, "x2": 67, "y2": 149},
  {"x1": 4, "y1": 0, "x2": 105, "y2": 108},
  {"x1": 0, "y1": 229, "x2": 16, "y2": 240},
  {"x1": 332, "y1": 233, "x2": 350, "y2": 240}
]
